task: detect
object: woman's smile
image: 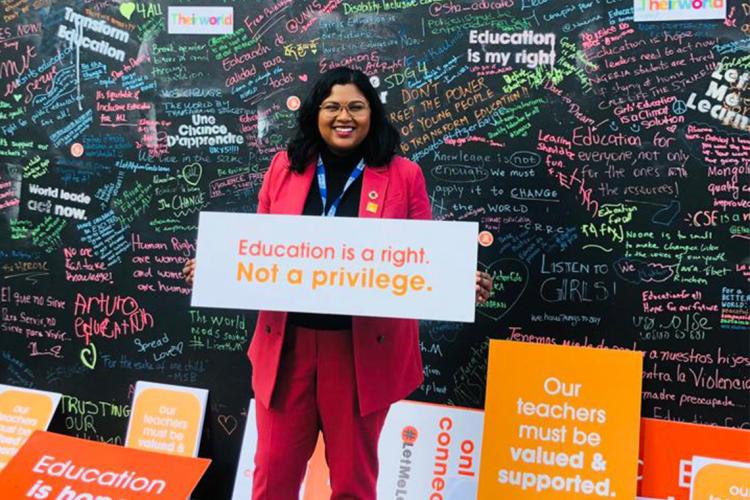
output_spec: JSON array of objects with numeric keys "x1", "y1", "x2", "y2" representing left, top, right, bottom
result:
[{"x1": 318, "y1": 83, "x2": 371, "y2": 154}]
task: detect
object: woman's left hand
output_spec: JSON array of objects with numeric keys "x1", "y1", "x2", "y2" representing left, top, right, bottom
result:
[{"x1": 476, "y1": 270, "x2": 493, "y2": 305}]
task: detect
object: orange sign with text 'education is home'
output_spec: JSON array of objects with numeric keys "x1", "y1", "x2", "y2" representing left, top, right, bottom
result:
[{"x1": 0, "y1": 431, "x2": 210, "y2": 499}]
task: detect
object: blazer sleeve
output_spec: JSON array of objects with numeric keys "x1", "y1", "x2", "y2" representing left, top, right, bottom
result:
[
  {"x1": 257, "y1": 151, "x2": 285, "y2": 214},
  {"x1": 407, "y1": 161, "x2": 433, "y2": 221}
]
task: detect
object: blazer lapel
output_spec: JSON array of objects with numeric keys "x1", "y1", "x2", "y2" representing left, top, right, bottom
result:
[
  {"x1": 359, "y1": 166, "x2": 389, "y2": 218},
  {"x1": 279, "y1": 159, "x2": 315, "y2": 215}
]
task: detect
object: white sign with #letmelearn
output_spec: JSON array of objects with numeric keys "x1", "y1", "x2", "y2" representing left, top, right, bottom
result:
[{"x1": 192, "y1": 213, "x2": 478, "y2": 322}]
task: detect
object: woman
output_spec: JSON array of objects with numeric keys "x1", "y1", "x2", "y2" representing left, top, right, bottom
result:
[{"x1": 184, "y1": 67, "x2": 493, "y2": 500}]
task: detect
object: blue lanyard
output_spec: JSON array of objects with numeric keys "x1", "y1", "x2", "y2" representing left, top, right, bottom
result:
[{"x1": 316, "y1": 155, "x2": 365, "y2": 217}]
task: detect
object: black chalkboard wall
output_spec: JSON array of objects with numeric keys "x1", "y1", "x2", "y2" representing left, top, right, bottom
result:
[{"x1": 1, "y1": 0, "x2": 748, "y2": 497}]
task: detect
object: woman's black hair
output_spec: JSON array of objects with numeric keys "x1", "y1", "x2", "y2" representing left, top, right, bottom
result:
[{"x1": 287, "y1": 67, "x2": 400, "y2": 172}]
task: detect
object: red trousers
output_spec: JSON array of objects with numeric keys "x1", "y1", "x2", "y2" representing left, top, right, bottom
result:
[{"x1": 252, "y1": 326, "x2": 389, "y2": 500}]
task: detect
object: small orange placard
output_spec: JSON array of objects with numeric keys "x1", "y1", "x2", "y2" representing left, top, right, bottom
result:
[
  {"x1": 0, "y1": 389, "x2": 58, "y2": 471},
  {"x1": 126, "y1": 386, "x2": 205, "y2": 457},
  {"x1": 0, "y1": 431, "x2": 209, "y2": 499},
  {"x1": 691, "y1": 459, "x2": 750, "y2": 500},
  {"x1": 478, "y1": 340, "x2": 642, "y2": 499},
  {"x1": 639, "y1": 418, "x2": 750, "y2": 499}
]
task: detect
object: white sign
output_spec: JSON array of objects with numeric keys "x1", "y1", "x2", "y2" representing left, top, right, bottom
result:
[
  {"x1": 231, "y1": 399, "x2": 256, "y2": 500},
  {"x1": 168, "y1": 6, "x2": 234, "y2": 35},
  {"x1": 230, "y1": 400, "x2": 484, "y2": 500},
  {"x1": 377, "y1": 402, "x2": 484, "y2": 500},
  {"x1": 634, "y1": 0, "x2": 725, "y2": 22},
  {"x1": 192, "y1": 213, "x2": 478, "y2": 322}
]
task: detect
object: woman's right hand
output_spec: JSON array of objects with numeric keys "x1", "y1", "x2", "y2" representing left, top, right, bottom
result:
[{"x1": 182, "y1": 259, "x2": 196, "y2": 286}]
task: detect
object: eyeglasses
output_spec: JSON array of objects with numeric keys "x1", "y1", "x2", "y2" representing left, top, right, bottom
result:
[{"x1": 319, "y1": 101, "x2": 370, "y2": 117}]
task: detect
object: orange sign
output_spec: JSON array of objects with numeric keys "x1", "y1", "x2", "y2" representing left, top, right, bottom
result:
[
  {"x1": 691, "y1": 458, "x2": 750, "y2": 500},
  {"x1": 301, "y1": 434, "x2": 331, "y2": 500},
  {"x1": 0, "y1": 385, "x2": 61, "y2": 471},
  {"x1": 126, "y1": 382, "x2": 207, "y2": 457},
  {"x1": 639, "y1": 418, "x2": 750, "y2": 499},
  {"x1": 478, "y1": 340, "x2": 642, "y2": 499},
  {"x1": 0, "y1": 431, "x2": 209, "y2": 499}
]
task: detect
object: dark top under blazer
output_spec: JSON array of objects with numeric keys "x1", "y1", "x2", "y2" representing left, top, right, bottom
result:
[{"x1": 288, "y1": 148, "x2": 364, "y2": 329}]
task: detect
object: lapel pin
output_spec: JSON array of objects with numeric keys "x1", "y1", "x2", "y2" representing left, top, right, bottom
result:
[
  {"x1": 366, "y1": 201, "x2": 378, "y2": 213},
  {"x1": 368, "y1": 190, "x2": 378, "y2": 200}
]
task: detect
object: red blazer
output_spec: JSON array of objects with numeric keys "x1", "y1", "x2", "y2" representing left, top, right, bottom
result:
[{"x1": 248, "y1": 151, "x2": 432, "y2": 415}]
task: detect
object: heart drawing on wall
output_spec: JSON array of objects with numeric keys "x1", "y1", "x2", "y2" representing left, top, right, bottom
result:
[
  {"x1": 119, "y1": 2, "x2": 136, "y2": 20},
  {"x1": 80, "y1": 343, "x2": 97, "y2": 370},
  {"x1": 182, "y1": 162, "x2": 202, "y2": 186},
  {"x1": 218, "y1": 414, "x2": 238, "y2": 435},
  {"x1": 477, "y1": 258, "x2": 529, "y2": 321}
]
